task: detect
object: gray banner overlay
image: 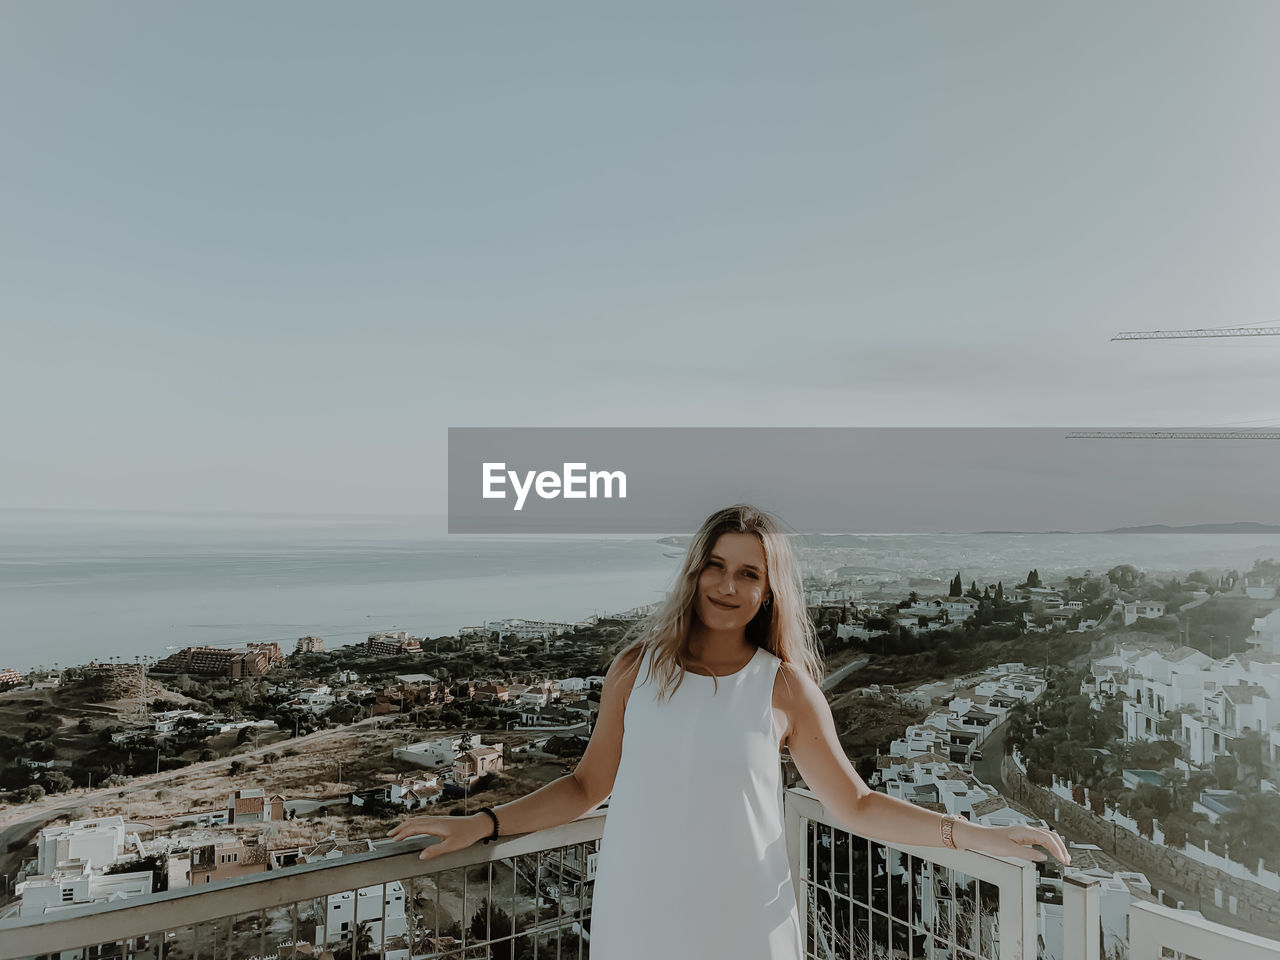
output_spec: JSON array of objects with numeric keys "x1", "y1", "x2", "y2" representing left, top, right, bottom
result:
[{"x1": 448, "y1": 428, "x2": 1280, "y2": 534}]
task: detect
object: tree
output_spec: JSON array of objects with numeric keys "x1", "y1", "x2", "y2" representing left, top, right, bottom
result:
[
  {"x1": 1106, "y1": 564, "x2": 1142, "y2": 590},
  {"x1": 15, "y1": 784, "x2": 45, "y2": 803},
  {"x1": 468, "y1": 898, "x2": 520, "y2": 960},
  {"x1": 1027, "y1": 569, "x2": 1041, "y2": 589},
  {"x1": 950, "y1": 574, "x2": 962, "y2": 598},
  {"x1": 43, "y1": 772, "x2": 75, "y2": 793},
  {"x1": 1228, "y1": 728, "x2": 1266, "y2": 787},
  {"x1": 1220, "y1": 792, "x2": 1280, "y2": 868},
  {"x1": 1161, "y1": 809, "x2": 1206, "y2": 849}
]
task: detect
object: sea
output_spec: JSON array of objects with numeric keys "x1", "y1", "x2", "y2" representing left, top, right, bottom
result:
[{"x1": 2, "y1": 509, "x2": 1278, "y2": 673}]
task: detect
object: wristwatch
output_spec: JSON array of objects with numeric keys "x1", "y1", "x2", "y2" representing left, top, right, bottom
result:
[{"x1": 940, "y1": 813, "x2": 965, "y2": 850}]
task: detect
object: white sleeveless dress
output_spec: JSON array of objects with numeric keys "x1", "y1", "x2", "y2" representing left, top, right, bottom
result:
[{"x1": 588, "y1": 643, "x2": 803, "y2": 959}]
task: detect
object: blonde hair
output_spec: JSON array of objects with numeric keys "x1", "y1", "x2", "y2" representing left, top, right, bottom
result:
[{"x1": 609, "y1": 504, "x2": 823, "y2": 701}]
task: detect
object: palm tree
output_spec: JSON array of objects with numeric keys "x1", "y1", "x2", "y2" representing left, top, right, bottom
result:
[{"x1": 339, "y1": 918, "x2": 378, "y2": 960}]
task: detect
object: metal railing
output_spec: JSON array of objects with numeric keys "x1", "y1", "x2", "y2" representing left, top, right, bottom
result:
[
  {"x1": 784, "y1": 787, "x2": 1041, "y2": 960},
  {"x1": 9, "y1": 788, "x2": 1276, "y2": 960},
  {"x1": 0, "y1": 810, "x2": 607, "y2": 960}
]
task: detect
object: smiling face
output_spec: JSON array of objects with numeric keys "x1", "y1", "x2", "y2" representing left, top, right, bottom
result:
[{"x1": 693, "y1": 532, "x2": 772, "y2": 632}]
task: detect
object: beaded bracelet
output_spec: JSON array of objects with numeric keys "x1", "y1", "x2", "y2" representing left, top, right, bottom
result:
[{"x1": 477, "y1": 806, "x2": 501, "y2": 844}]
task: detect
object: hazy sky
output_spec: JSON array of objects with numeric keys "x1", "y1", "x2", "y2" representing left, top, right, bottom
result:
[{"x1": 4, "y1": 3, "x2": 1280, "y2": 521}]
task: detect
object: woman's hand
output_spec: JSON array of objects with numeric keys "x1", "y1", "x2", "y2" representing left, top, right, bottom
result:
[
  {"x1": 962, "y1": 822, "x2": 1072, "y2": 866},
  {"x1": 387, "y1": 813, "x2": 491, "y2": 861}
]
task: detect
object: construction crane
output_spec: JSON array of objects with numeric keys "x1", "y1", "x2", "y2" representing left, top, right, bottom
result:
[
  {"x1": 1112, "y1": 325, "x2": 1280, "y2": 340},
  {"x1": 1067, "y1": 323, "x2": 1280, "y2": 439},
  {"x1": 1066, "y1": 430, "x2": 1280, "y2": 439}
]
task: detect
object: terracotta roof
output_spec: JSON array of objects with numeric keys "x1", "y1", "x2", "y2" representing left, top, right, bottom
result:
[
  {"x1": 879, "y1": 750, "x2": 951, "y2": 769},
  {"x1": 971, "y1": 797, "x2": 1010, "y2": 818},
  {"x1": 242, "y1": 841, "x2": 270, "y2": 865}
]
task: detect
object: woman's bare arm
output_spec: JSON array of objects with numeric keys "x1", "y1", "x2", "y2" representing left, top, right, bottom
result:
[
  {"x1": 389, "y1": 644, "x2": 643, "y2": 858},
  {"x1": 779, "y1": 663, "x2": 1070, "y2": 865}
]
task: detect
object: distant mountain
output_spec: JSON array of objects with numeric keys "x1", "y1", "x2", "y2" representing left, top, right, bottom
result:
[
  {"x1": 970, "y1": 522, "x2": 1280, "y2": 535},
  {"x1": 970, "y1": 530, "x2": 1076, "y2": 535},
  {"x1": 661, "y1": 523, "x2": 1280, "y2": 541},
  {"x1": 1100, "y1": 522, "x2": 1280, "y2": 534}
]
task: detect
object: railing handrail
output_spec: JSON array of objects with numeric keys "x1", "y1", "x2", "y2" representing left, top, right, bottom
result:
[
  {"x1": 1129, "y1": 899, "x2": 1280, "y2": 960},
  {"x1": 0, "y1": 809, "x2": 607, "y2": 960}
]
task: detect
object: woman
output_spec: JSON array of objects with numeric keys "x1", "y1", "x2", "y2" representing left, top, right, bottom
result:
[{"x1": 390, "y1": 504, "x2": 1070, "y2": 958}]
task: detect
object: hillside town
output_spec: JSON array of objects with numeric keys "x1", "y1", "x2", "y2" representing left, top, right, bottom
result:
[{"x1": 1, "y1": 557, "x2": 1278, "y2": 958}]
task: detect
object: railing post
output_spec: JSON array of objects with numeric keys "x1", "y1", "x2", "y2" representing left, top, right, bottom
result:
[
  {"x1": 1062, "y1": 873, "x2": 1101, "y2": 960},
  {"x1": 997, "y1": 857, "x2": 1038, "y2": 960},
  {"x1": 783, "y1": 787, "x2": 809, "y2": 952}
]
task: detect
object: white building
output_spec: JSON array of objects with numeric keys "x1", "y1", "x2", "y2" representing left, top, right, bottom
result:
[
  {"x1": 14, "y1": 817, "x2": 151, "y2": 918},
  {"x1": 315, "y1": 882, "x2": 409, "y2": 958},
  {"x1": 888, "y1": 715, "x2": 952, "y2": 758},
  {"x1": 1093, "y1": 641, "x2": 1280, "y2": 770},
  {"x1": 351, "y1": 778, "x2": 441, "y2": 810},
  {"x1": 974, "y1": 672, "x2": 1044, "y2": 703},
  {"x1": 289, "y1": 685, "x2": 336, "y2": 714},
  {"x1": 393, "y1": 734, "x2": 490, "y2": 769},
  {"x1": 152, "y1": 709, "x2": 207, "y2": 734},
  {"x1": 15, "y1": 867, "x2": 152, "y2": 919},
  {"x1": 1122, "y1": 600, "x2": 1167, "y2": 626},
  {"x1": 485, "y1": 618, "x2": 575, "y2": 639},
  {"x1": 1037, "y1": 868, "x2": 1147, "y2": 960},
  {"x1": 33, "y1": 817, "x2": 140, "y2": 874},
  {"x1": 1250, "y1": 609, "x2": 1280, "y2": 655}
]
